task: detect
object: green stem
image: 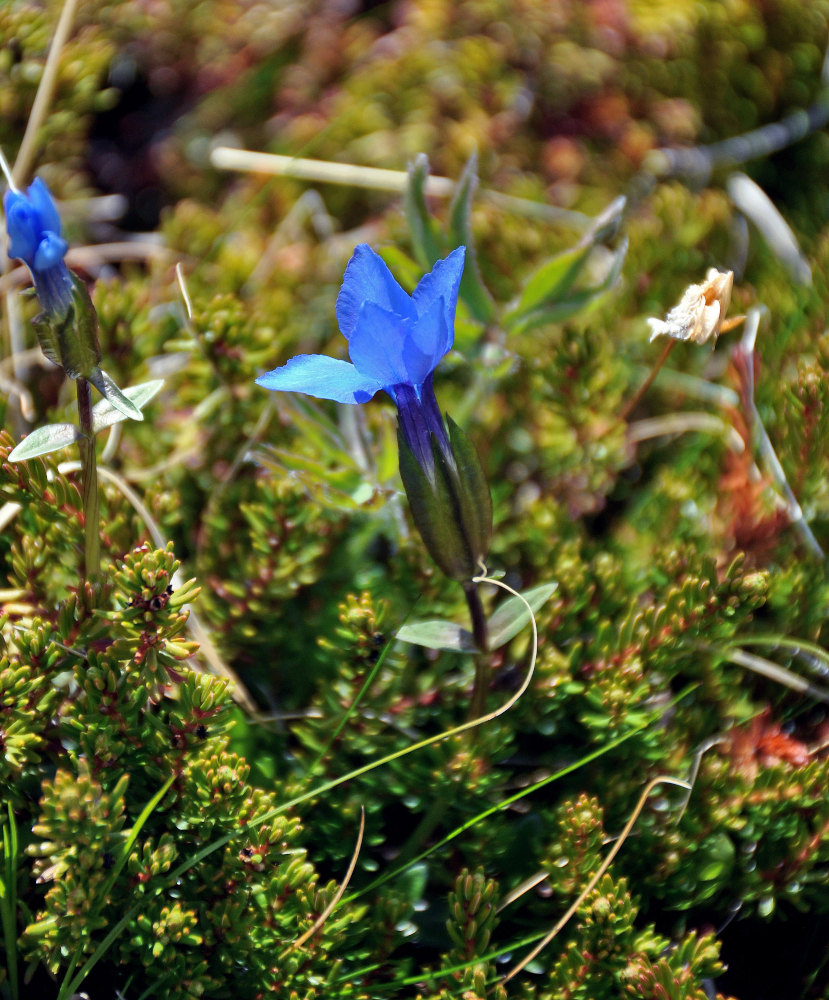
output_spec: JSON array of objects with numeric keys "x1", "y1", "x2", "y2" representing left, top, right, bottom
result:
[
  {"x1": 397, "y1": 585, "x2": 490, "y2": 862},
  {"x1": 76, "y1": 377, "x2": 99, "y2": 585},
  {"x1": 394, "y1": 792, "x2": 451, "y2": 869},
  {"x1": 464, "y1": 581, "x2": 490, "y2": 720}
]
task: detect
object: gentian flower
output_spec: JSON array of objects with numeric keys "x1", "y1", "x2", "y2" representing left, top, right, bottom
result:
[
  {"x1": 257, "y1": 244, "x2": 492, "y2": 581},
  {"x1": 4, "y1": 177, "x2": 73, "y2": 318},
  {"x1": 256, "y1": 244, "x2": 465, "y2": 474}
]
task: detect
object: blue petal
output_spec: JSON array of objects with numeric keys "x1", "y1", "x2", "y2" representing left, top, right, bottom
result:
[
  {"x1": 4, "y1": 191, "x2": 40, "y2": 264},
  {"x1": 348, "y1": 301, "x2": 431, "y2": 388},
  {"x1": 336, "y1": 244, "x2": 416, "y2": 340},
  {"x1": 408, "y1": 295, "x2": 450, "y2": 378},
  {"x1": 255, "y1": 354, "x2": 383, "y2": 404},
  {"x1": 411, "y1": 246, "x2": 465, "y2": 354},
  {"x1": 33, "y1": 231, "x2": 68, "y2": 271},
  {"x1": 27, "y1": 178, "x2": 62, "y2": 236}
]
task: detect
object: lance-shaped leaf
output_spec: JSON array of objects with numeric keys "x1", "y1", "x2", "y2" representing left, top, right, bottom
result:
[
  {"x1": 487, "y1": 582, "x2": 558, "y2": 647},
  {"x1": 512, "y1": 242, "x2": 594, "y2": 317},
  {"x1": 395, "y1": 619, "x2": 475, "y2": 652},
  {"x1": 448, "y1": 152, "x2": 495, "y2": 324},
  {"x1": 504, "y1": 196, "x2": 627, "y2": 332},
  {"x1": 8, "y1": 423, "x2": 81, "y2": 462},
  {"x1": 397, "y1": 582, "x2": 558, "y2": 652},
  {"x1": 446, "y1": 415, "x2": 492, "y2": 565},
  {"x1": 405, "y1": 154, "x2": 443, "y2": 270},
  {"x1": 506, "y1": 236, "x2": 628, "y2": 334},
  {"x1": 89, "y1": 369, "x2": 145, "y2": 421},
  {"x1": 91, "y1": 379, "x2": 164, "y2": 432}
]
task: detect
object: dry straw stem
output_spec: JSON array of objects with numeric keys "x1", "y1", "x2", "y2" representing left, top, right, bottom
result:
[
  {"x1": 675, "y1": 736, "x2": 728, "y2": 823},
  {"x1": 11, "y1": 0, "x2": 80, "y2": 185},
  {"x1": 738, "y1": 308, "x2": 824, "y2": 559},
  {"x1": 502, "y1": 775, "x2": 691, "y2": 986},
  {"x1": 627, "y1": 411, "x2": 746, "y2": 452},
  {"x1": 722, "y1": 646, "x2": 829, "y2": 704},
  {"x1": 210, "y1": 146, "x2": 592, "y2": 227},
  {"x1": 282, "y1": 807, "x2": 365, "y2": 954},
  {"x1": 496, "y1": 870, "x2": 551, "y2": 913},
  {"x1": 644, "y1": 40, "x2": 829, "y2": 185}
]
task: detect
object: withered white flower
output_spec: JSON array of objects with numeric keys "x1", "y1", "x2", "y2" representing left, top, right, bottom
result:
[{"x1": 647, "y1": 268, "x2": 734, "y2": 344}]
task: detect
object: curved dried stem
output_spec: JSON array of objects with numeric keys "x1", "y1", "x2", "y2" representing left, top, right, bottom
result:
[
  {"x1": 627, "y1": 412, "x2": 745, "y2": 452},
  {"x1": 496, "y1": 870, "x2": 549, "y2": 913},
  {"x1": 283, "y1": 807, "x2": 365, "y2": 954},
  {"x1": 502, "y1": 775, "x2": 691, "y2": 986}
]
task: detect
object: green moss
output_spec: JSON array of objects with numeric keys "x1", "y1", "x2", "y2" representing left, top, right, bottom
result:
[{"x1": 3, "y1": 1, "x2": 829, "y2": 996}]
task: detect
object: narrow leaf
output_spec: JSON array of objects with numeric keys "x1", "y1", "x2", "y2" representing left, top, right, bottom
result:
[
  {"x1": 89, "y1": 369, "x2": 144, "y2": 421},
  {"x1": 396, "y1": 619, "x2": 475, "y2": 652},
  {"x1": 507, "y1": 195, "x2": 627, "y2": 326},
  {"x1": 405, "y1": 154, "x2": 443, "y2": 269},
  {"x1": 448, "y1": 152, "x2": 495, "y2": 324},
  {"x1": 446, "y1": 415, "x2": 492, "y2": 563},
  {"x1": 488, "y1": 582, "x2": 558, "y2": 649},
  {"x1": 514, "y1": 243, "x2": 593, "y2": 316},
  {"x1": 91, "y1": 379, "x2": 164, "y2": 432},
  {"x1": 8, "y1": 423, "x2": 80, "y2": 462},
  {"x1": 727, "y1": 172, "x2": 811, "y2": 284},
  {"x1": 508, "y1": 237, "x2": 628, "y2": 334}
]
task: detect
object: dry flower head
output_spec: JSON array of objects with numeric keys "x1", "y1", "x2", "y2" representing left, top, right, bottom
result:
[{"x1": 647, "y1": 268, "x2": 734, "y2": 344}]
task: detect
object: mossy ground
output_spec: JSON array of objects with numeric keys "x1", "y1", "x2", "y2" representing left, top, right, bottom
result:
[{"x1": 1, "y1": 2, "x2": 829, "y2": 998}]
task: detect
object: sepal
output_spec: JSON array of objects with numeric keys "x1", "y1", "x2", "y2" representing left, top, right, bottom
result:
[
  {"x1": 32, "y1": 273, "x2": 102, "y2": 379},
  {"x1": 397, "y1": 415, "x2": 491, "y2": 582},
  {"x1": 446, "y1": 415, "x2": 492, "y2": 565},
  {"x1": 91, "y1": 379, "x2": 163, "y2": 431},
  {"x1": 88, "y1": 369, "x2": 145, "y2": 421}
]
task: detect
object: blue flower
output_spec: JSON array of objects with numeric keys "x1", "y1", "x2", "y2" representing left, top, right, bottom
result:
[
  {"x1": 4, "y1": 177, "x2": 73, "y2": 317},
  {"x1": 256, "y1": 244, "x2": 466, "y2": 472}
]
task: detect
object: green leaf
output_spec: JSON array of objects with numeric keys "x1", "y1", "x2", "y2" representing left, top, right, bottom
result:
[
  {"x1": 488, "y1": 582, "x2": 558, "y2": 648},
  {"x1": 507, "y1": 236, "x2": 628, "y2": 334},
  {"x1": 88, "y1": 369, "x2": 145, "y2": 421},
  {"x1": 8, "y1": 423, "x2": 81, "y2": 462},
  {"x1": 448, "y1": 151, "x2": 495, "y2": 324},
  {"x1": 446, "y1": 415, "x2": 492, "y2": 564},
  {"x1": 405, "y1": 154, "x2": 443, "y2": 270},
  {"x1": 514, "y1": 243, "x2": 593, "y2": 315},
  {"x1": 396, "y1": 619, "x2": 475, "y2": 652},
  {"x1": 91, "y1": 379, "x2": 164, "y2": 432},
  {"x1": 396, "y1": 583, "x2": 557, "y2": 652},
  {"x1": 505, "y1": 196, "x2": 627, "y2": 331}
]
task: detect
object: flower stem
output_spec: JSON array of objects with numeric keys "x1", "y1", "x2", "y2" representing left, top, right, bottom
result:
[
  {"x1": 76, "y1": 377, "x2": 100, "y2": 584},
  {"x1": 619, "y1": 338, "x2": 676, "y2": 422},
  {"x1": 464, "y1": 581, "x2": 490, "y2": 720}
]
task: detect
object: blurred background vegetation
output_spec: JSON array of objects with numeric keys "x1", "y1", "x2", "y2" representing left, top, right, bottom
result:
[{"x1": 1, "y1": 0, "x2": 829, "y2": 997}]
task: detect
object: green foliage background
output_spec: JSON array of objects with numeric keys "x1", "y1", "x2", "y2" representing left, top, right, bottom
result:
[{"x1": 1, "y1": 1, "x2": 829, "y2": 998}]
